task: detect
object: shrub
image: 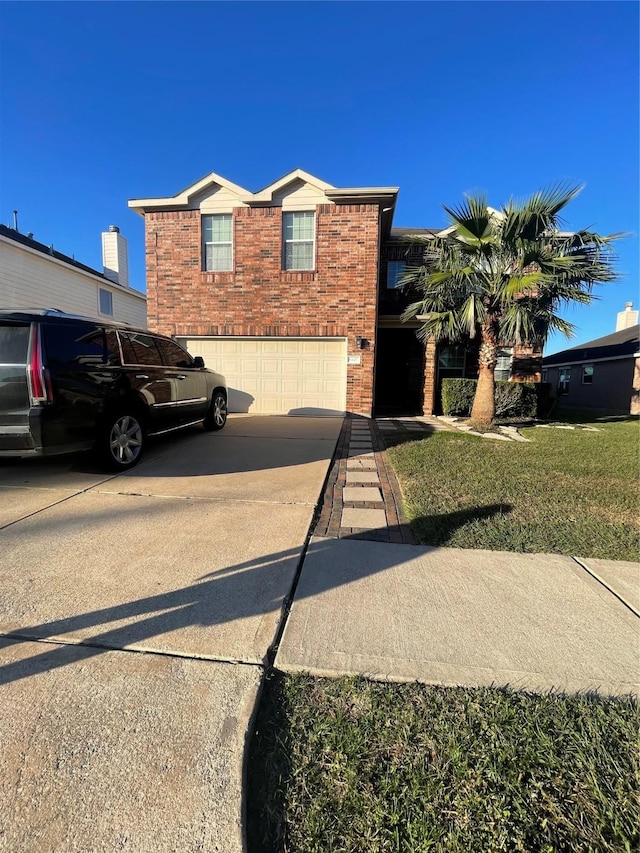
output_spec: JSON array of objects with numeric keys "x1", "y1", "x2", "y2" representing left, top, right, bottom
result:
[
  {"x1": 494, "y1": 381, "x2": 538, "y2": 418},
  {"x1": 441, "y1": 378, "x2": 476, "y2": 415},
  {"x1": 441, "y1": 378, "x2": 543, "y2": 419}
]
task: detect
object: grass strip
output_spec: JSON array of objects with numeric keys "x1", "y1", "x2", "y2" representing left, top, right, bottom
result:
[
  {"x1": 385, "y1": 416, "x2": 639, "y2": 560},
  {"x1": 247, "y1": 673, "x2": 639, "y2": 853}
]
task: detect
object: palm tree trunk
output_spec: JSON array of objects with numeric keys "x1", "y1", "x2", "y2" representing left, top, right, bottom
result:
[{"x1": 470, "y1": 319, "x2": 498, "y2": 425}]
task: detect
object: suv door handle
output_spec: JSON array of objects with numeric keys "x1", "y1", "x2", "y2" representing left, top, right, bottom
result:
[
  {"x1": 136, "y1": 374, "x2": 149, "y2": 380},
  {"x1": 176, "y1": 374, "x2": 187, "y2": 380}
]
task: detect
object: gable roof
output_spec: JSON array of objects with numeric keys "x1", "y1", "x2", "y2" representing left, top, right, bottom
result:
[
  {"x1": 128, "y1": 168, "x2": 398, "y2": 215},
  {"x1": 0, "y1": 225, "x2": 146, "y2": 300},
  {"x1": 128, "y1": 171, "x2": 254, "y2": 214},
  {"x1": 542, "y1": 325, "x2": 640, "y2": 366},
  {"x1": 252, "y1": 168, "x2": 335, "y2": 202},
  {"x1": 1, "y1": 225, "x2": 107, "y2": 283}
]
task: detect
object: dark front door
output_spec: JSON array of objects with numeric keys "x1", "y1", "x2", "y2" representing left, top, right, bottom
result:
[{"x1": 374, "y1": 327, "x2": 425, "y2": 416}]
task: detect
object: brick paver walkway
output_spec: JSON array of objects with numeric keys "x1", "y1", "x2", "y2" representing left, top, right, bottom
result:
[{"x1": 313, "y1": 416, "x2": 455, "y2": 543}]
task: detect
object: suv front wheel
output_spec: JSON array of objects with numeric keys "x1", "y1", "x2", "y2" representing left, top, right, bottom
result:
[
  {"x1": 98, "y1": 411, "x2": 145, "y2": 470},
  {"x1": 203, "y1": 391, "x2": 227, "y2": 431}
]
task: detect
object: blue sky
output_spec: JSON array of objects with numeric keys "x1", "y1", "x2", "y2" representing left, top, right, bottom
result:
[{"x1": 1, "y1": 1, "x2": 637, "y2": 354}]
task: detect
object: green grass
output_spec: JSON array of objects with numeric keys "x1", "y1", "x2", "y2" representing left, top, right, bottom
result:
[
  {"x1": 385, "y1": 415, "x2": 639, "y2": 560},
  {"x1": 247, "y1": 673, "x2": 639, "y2": 853}
]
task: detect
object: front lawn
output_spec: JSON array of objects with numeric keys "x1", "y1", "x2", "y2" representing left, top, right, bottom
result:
[
  {"x1": 385, "y1": 415, "x2": 639, "y2": 560},
  {"x1": 247, "y1": 673, "x2": 639, "y2": 853}
]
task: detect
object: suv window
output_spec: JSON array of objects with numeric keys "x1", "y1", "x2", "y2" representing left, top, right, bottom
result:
[
  {"x1": 43, "y1": 323, "x2": 106, "y2": 365},
  {"x1": 119, "y1": 332, "x2": 163, "y2": 366},
  {"x1": 0, "y1": 324, "x2": 30, "y2": 364},
  {"x1": 104, "y1": 330, "x2": 122, "y2": 366},
  {"x1": 154, "y1": 337, "x2": 193, "y2": 368}
]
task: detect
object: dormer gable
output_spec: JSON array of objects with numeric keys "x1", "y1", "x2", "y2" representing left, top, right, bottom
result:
[
  {"x1": 250, "y1": 169, "x2": 335, "y2": 208},
  {"x1": 128, "y1": 171, "x2": 253, "y2": 215},
  {"x1": 129, "y1": 169, "x2": 398, "y2": 231}
]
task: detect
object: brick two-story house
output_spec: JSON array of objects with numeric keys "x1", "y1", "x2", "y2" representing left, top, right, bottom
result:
[{"x1": 129, "y1": 169, "x2": 540, "y2": 417}]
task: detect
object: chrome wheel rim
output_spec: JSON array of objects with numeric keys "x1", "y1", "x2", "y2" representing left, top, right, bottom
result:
[
  {"x1": 109, "y1": 415, "x2": 142, "y2": 465},
  {"x1": 213, "y1": 395, "x2": 227, "y2": 427}
]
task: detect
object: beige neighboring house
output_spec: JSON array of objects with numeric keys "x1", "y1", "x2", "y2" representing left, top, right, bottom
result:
[{"x1": 0, "y1": 224, "x2": 147, "y2": 327}]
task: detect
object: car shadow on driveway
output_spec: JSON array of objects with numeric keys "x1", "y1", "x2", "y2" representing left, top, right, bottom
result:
[{"x1": 0, "y1": 418, "x2": 343, "y2": 486}]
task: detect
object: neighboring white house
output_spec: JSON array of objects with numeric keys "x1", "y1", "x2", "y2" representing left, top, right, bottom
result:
[{"x1": 0, "y1": 224, "x2": 147, "y2": 327}]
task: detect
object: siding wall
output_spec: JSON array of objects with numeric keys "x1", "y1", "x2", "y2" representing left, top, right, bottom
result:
[
  {"x1": 0, "y1": 239, "x2": 147, "y2": 327},
  {"x1": 545, "y1": 359, "x2": 635, "y2": 413},
  {"x1": 144, "y1": 203, "x2": 380, "y2": 415}
]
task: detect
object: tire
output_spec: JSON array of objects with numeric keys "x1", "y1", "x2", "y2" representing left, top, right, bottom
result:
[
  {"x1": 203, "y1": 391, "x2": 227, "y2": 431},
  {"x1": 98, "y1": 411, "x2": 145, "y2": 470}
]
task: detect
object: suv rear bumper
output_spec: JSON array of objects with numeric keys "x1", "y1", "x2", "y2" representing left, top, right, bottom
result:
[{"x1": 0, "y1": 428, "x2": 37, "y2": 453}]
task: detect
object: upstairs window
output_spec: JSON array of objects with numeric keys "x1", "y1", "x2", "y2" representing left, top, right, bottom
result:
[
  {"x1": 582, "y1": 364, "x2": 594, "y2": 385},
  {"x1": 203, "y1": 214, "x2": 233, "y2": 271},
  {"x1": 494, "y1": 347, "x2": 513, "y2": 381},
  {"x1": 99, "y1": 288, "x2": 113, "y2": 317},
  {"x1": 387, "y1": 260, "x2": 406, "y2": 289},
  {"x1": 283, "y1": 211, "x2": 315, "y2": 270}
]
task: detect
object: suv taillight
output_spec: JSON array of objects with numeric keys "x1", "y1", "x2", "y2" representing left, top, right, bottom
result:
[{"x1": 27, "y1": 325, "x2": 50, "y2": 405}]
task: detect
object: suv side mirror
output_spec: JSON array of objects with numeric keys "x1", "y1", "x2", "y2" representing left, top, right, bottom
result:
[{"x1": 193, "y1": 356, "x2": 205, "y2": 368}]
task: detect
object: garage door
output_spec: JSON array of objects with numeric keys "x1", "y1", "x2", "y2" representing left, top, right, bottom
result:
[{"x1": 180, "y1": 337, "x2": 347, "y2": 416}]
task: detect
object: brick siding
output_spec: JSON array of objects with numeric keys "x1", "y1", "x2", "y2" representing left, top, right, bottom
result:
[{"x1": 144, "y1": 203, "x2": 381, "y2": 415}]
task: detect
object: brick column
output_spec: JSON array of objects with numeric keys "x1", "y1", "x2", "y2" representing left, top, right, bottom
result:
[{"x1": 422, "y1": 338, "x2": 437, "y2": 414}]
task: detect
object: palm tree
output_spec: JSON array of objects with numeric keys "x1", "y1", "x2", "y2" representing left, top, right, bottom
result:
[{"x1": 401, "y1": 184, "x2": 622, "y2": 425}]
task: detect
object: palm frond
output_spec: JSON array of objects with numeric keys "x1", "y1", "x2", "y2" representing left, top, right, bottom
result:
[
  {"x1": 460, "y1": 293, "x2": 483, "y2": 337},
  {"x1": 496, "y1": 272, "x2": 550, "y2": 302},
  {"x1": 443, "y1": 194, "x2": 496, "y2": 246},
  {"x1": 500, "y1": 182, "x2": 584, "y2": 243}
]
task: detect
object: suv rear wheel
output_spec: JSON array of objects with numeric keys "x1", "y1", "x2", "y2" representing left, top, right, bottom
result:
[
  {"x1": 98, "y1": 411, "x2": 145, "y2": 470},
  {"x1": 203, "y1": 391, "x2": 227, "y2": 431}
]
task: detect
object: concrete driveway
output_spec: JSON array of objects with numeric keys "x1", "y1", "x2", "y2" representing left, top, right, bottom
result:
[{"x1": 0, "y1": 415, "x2": 341, "y2": 852}]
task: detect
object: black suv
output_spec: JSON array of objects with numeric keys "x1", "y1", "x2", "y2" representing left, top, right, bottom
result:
[{"x1": 0, "y1": 310, "x2": 227, "y2": 470}]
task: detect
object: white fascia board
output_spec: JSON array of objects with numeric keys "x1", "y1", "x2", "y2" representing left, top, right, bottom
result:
[
  {"x1": 128, "y1": 171, "x2": 253, "y2": 215},
  {"x1": 325, "y1": 187, "x2": 399, "y2": 198},
  {"x1": 1, "y1": 236, "x2": 147, "y2": 300}
]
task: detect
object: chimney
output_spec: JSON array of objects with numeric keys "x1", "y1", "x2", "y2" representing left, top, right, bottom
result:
[
  {"x1": 616, "y1": 302, "x2": 639, "y2": 331},
  {"x1": 101, "y1": 225, "x2": 129, "y2": 288}
]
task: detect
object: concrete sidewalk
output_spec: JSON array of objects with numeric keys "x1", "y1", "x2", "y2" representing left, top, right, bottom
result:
[
  {"x1": 276, "y1": 537, "x2": 639, "y2": 696},
  {"x1": 284, "y1": 416, "x2": 639, "y2": 696}
]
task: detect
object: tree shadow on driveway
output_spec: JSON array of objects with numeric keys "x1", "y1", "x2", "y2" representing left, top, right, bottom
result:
[{"x1": 0, "y1": 502, "x2": 512, "y2": 686}]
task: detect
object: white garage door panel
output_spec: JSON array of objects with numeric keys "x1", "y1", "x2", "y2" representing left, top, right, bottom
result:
[{"x1": 181, "y1": 338, "x2": 347, "y2": 416}]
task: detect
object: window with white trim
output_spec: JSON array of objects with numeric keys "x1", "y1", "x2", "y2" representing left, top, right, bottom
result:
[
  {"x1": 558, "y1": 367, "x2": 571, "y2": 395},
  {"x1": 387, "y1": 260, "x2": 406, "y2": 289},
  {"x1": 438, "y1": 345, "x2": 466, "y2": 371},
  {"x1": 202, "y1": 214, "x2": 233, "y2": 271},
  {"x1": 494, "y1": 347, "x2": 513, "y2": 381},
  {"x1": 283, "y1": 211, "x2": 315, "y2": 270},
  {"x1": 582, "y1": 364, "x2": 594, "y2": 385},
  {"x1": 98, "y1": 288, "x2": 113, "y2": 316}
]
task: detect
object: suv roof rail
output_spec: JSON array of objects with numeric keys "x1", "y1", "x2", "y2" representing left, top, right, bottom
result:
[{"x1": 0, "y1": 308, "x2": 136, "y2": 327}]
